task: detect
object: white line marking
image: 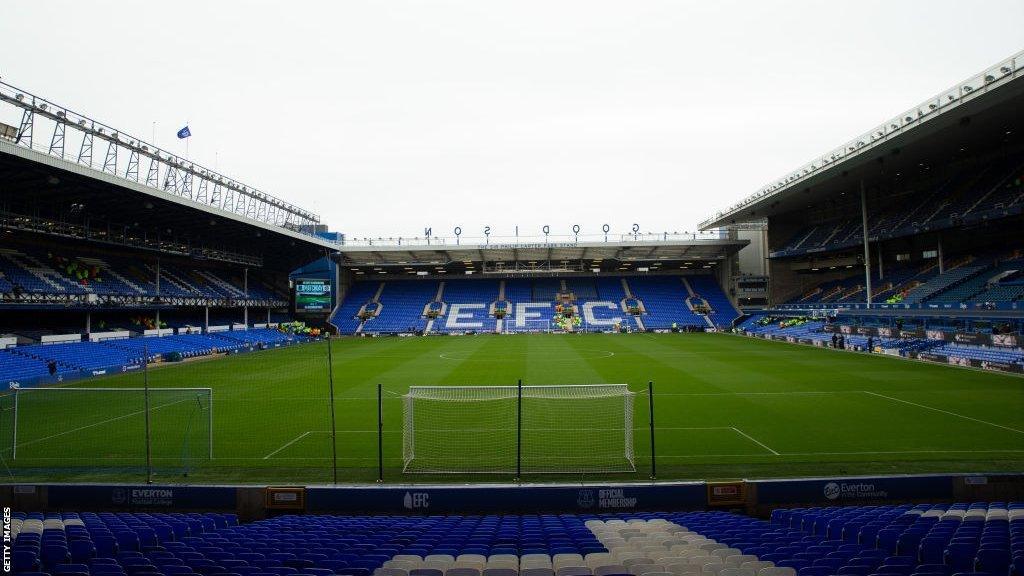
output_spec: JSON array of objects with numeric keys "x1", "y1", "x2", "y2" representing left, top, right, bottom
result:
[
  {"x1": 12, "y1": 396, "x2": 196, "y2": 452},
  {"x1": 262, "y1": 430, "x2": 330, "y2": 460},
  {"x1": 781, "y1": 449, "x2": 1024, "y2": 456},
  {"x1": 652, "y1": 391, "x2": 857, "y2": 397},
  {"x1": 862, "y1": 391, "x2": 1024, "y2": 435},
  {"x1": 731, "y1": 426, "x2": 780, "y2": 455},
  {"x1": 10, "y1": 449, "x2": 1024, "y2": 462},
  {"x1": 655, "y1": 449, "x2": 1024, "y2": 458},
  {"x1": 254, "y1": 391, "x2": 854, "y2": 401},
  {"x1": 438, "y1": 350, "x2": 615, "y2": 360},
  {"x1": 642, "y1": 426, "x2": 734, "y2": 431}
]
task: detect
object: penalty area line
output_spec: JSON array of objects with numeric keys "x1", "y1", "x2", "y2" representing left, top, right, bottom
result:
[
  {"x1": 862, "y1": 390, "x2": 1024, "y2": 435},
  {"x1": 730, "y1": 426, "x2": 780, "y2": 455},
  {"x1": 263, "y1": 430, "x2": 331, "y2": 460},
  {"x1": 12, "y1": 396, "x2": 196, "y2": 453}
]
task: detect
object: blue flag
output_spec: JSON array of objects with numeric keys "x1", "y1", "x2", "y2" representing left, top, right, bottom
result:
[{"x1": 177, "y1": 126, "x2": 191, "y2": 139}]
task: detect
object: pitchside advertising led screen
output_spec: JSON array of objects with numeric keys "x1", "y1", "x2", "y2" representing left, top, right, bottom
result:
[{"x1": 295, "y1": 278, "x2": 332, "y2": 312}]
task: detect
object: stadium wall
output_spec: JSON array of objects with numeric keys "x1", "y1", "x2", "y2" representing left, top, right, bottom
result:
[{"x1": 4, "y1": 473, "x2": 1022, "y2": 520}]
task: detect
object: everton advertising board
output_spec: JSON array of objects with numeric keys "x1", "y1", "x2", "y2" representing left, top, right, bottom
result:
[
  {"x1": 980, "y1": 360, "x2": 1023, "y2": 374},
  {"x1": 754, "y1": 475, "x2": 953, "y2": 504},
  {"x1": 47, "y1": 485, "x2": 237, "y2": 509},
  {"x1": 913, "y1": 353, "x2": 1023, "y2": 373},
  {"x1": 306, "y1": 483, "x2": 706, "y2": 513},
  {"x1": 953, "y1": 332, "x2": 986, "y2": 345}
]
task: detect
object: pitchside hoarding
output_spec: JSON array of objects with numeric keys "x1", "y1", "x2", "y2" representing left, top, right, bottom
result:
[
  {"x1": 306, "y1": 483, "x2": 707, "y2": 513},
  {"x1": 910, "y1": 351, "x2": 1024, "y2": 373},
  {"x1": 823, "y1": 325, "x2": 1020, "y2": 348},
  {"x1": 754, "y1": 475, "x2": 953, "y2": 504}
]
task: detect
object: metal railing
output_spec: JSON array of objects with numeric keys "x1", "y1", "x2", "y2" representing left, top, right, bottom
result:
[
  {"x1": 341, "y1": 230, "x2": 729, "y2": 248},
  {"x1": 0, "y1": 81, "x2": 323, "y2": 237}
]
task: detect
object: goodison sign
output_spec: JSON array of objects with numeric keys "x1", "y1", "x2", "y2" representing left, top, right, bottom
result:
[{"x1": 445, "y1": 301, "x2": 624, "y2": 329}]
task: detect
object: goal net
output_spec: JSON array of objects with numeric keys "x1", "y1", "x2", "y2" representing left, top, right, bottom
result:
[
  {"x1": 0, "y1": 387, "x2": 212, "y2": 469},
  {"x1": 403, "y1": 384, "x2": 635, "y2": 474},
  {"x1": 505, "y1": 319, "x2": 551, "y2": 334}
]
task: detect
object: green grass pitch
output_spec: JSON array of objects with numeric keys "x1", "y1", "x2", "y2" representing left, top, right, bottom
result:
[{"x1": 2, "y1": 332, "x2": 1022, "y2": 485}]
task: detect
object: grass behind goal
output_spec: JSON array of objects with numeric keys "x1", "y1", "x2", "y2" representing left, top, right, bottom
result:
[{"x1": 1, "y1": 333, "x2": 1021, "y2": 484}]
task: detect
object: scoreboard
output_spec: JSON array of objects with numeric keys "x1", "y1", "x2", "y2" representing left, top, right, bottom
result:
[{"x1": 295, "y1": 279, "x2": 332, "y2": 312}]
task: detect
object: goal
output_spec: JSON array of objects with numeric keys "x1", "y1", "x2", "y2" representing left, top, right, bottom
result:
[
  {"x1": 1, "y1": 387, "x2": 212, "y2": 467},
  {"x1": 505, "y1": 319, "x2": 551, "y2": 334},
  {"x1": 402, "y1": 384, "x2": 635, "y2": 474}
]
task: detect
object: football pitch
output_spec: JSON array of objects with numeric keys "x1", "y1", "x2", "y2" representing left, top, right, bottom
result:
[{"x1": 2, "y1": 332, "x2": 1023, "y2": 485}]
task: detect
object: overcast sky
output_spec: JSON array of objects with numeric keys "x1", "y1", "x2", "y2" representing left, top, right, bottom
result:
[{"x1": 2, "y1": 1, "x2": 1022, "y2": 241}]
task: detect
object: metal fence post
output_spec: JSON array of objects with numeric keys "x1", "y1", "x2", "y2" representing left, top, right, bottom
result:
[
  {"x1": 326, "y1": 336, "x2": 338, "y2": 485},
  {"x1": 144, "y1": 343, "x2": 153, "y2": 484},
  {"x1": 377, "y1": 383, "x2": 384, "y2": 483},
  {"x1": 516, "y1": 378, "x2": 523, "y2": 481},
  {"x1": 648, "y1": 380, "x2": 656, "y2": 480}
]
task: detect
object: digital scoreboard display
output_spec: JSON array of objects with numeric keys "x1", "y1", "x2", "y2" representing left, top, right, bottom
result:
[{"x1": 295, "y1": 279, "x2": 332, "y2": 312}]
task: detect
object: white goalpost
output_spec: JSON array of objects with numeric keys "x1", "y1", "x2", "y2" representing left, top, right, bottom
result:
[
  {"x1": 402, "y1": 384, "x2": 635, "y2": 474},
  {"x1": 4, "y1": 387, "x2": 213, "y2": 463},
  {"x1": 506, "y1": 319, "x2": 551, "y2": 334}
]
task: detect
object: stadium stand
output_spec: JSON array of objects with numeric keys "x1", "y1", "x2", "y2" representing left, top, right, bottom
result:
[
  {"x1": 927, "y1": 342, "x2": 1024, "y2": 366},
  {"x1": 768, "y1": 503, "x2": 1024, "y2": 576},
  {"x1": 592, "y1": 277, "x2": 643, "y2": 331},
  {"x1": 772, "y1": 152, "x2": 1024, "y2": 257},
  {"x1": 0, "y1": 328, "x2": 310, "y2": 384},
  {"x1": 361, "y1": 281, "x2": 438, "y2": 334},
  {"x1": 788, "y1": 251, "x2": 1024, "y2": 307},
  {"x1": 736, "y1": 314, "x2": 1024, "y2": 366},
  {"x1": 6, "y1": 341, "x2": 144, "y2": 372},
  {"x1": 331, "y1": 282, "x2": 382, "y2": 334},
  {"x1": 432, "y1": 280, "x2": 500, "y2": 334},
  {"x1": 330, "y1": 275, "x2": 738, "y2": 335},
  {"x1": 0, "y1": 349, "x2": 78, "y2": 380},
  {"x1": 9, "y1": 504, "x2": 1023, "y2": 576},
  {"x1": 686, "y1": 275, "x2": 740, "y2": 327},
  {"x1": 902, "y1": 266, "x2": 988, "y2": 305},
  {"x1": 0, "y1": 246, "x2": 286, "y2": 303},
  {"x1": 626, "y1": 277, "x2": 707, "y2": 330}
]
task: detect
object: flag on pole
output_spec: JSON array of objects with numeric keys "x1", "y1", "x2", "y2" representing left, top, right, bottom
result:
[{"x1": 177, "y1": 126, "x2": 192, "y2": 139}]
